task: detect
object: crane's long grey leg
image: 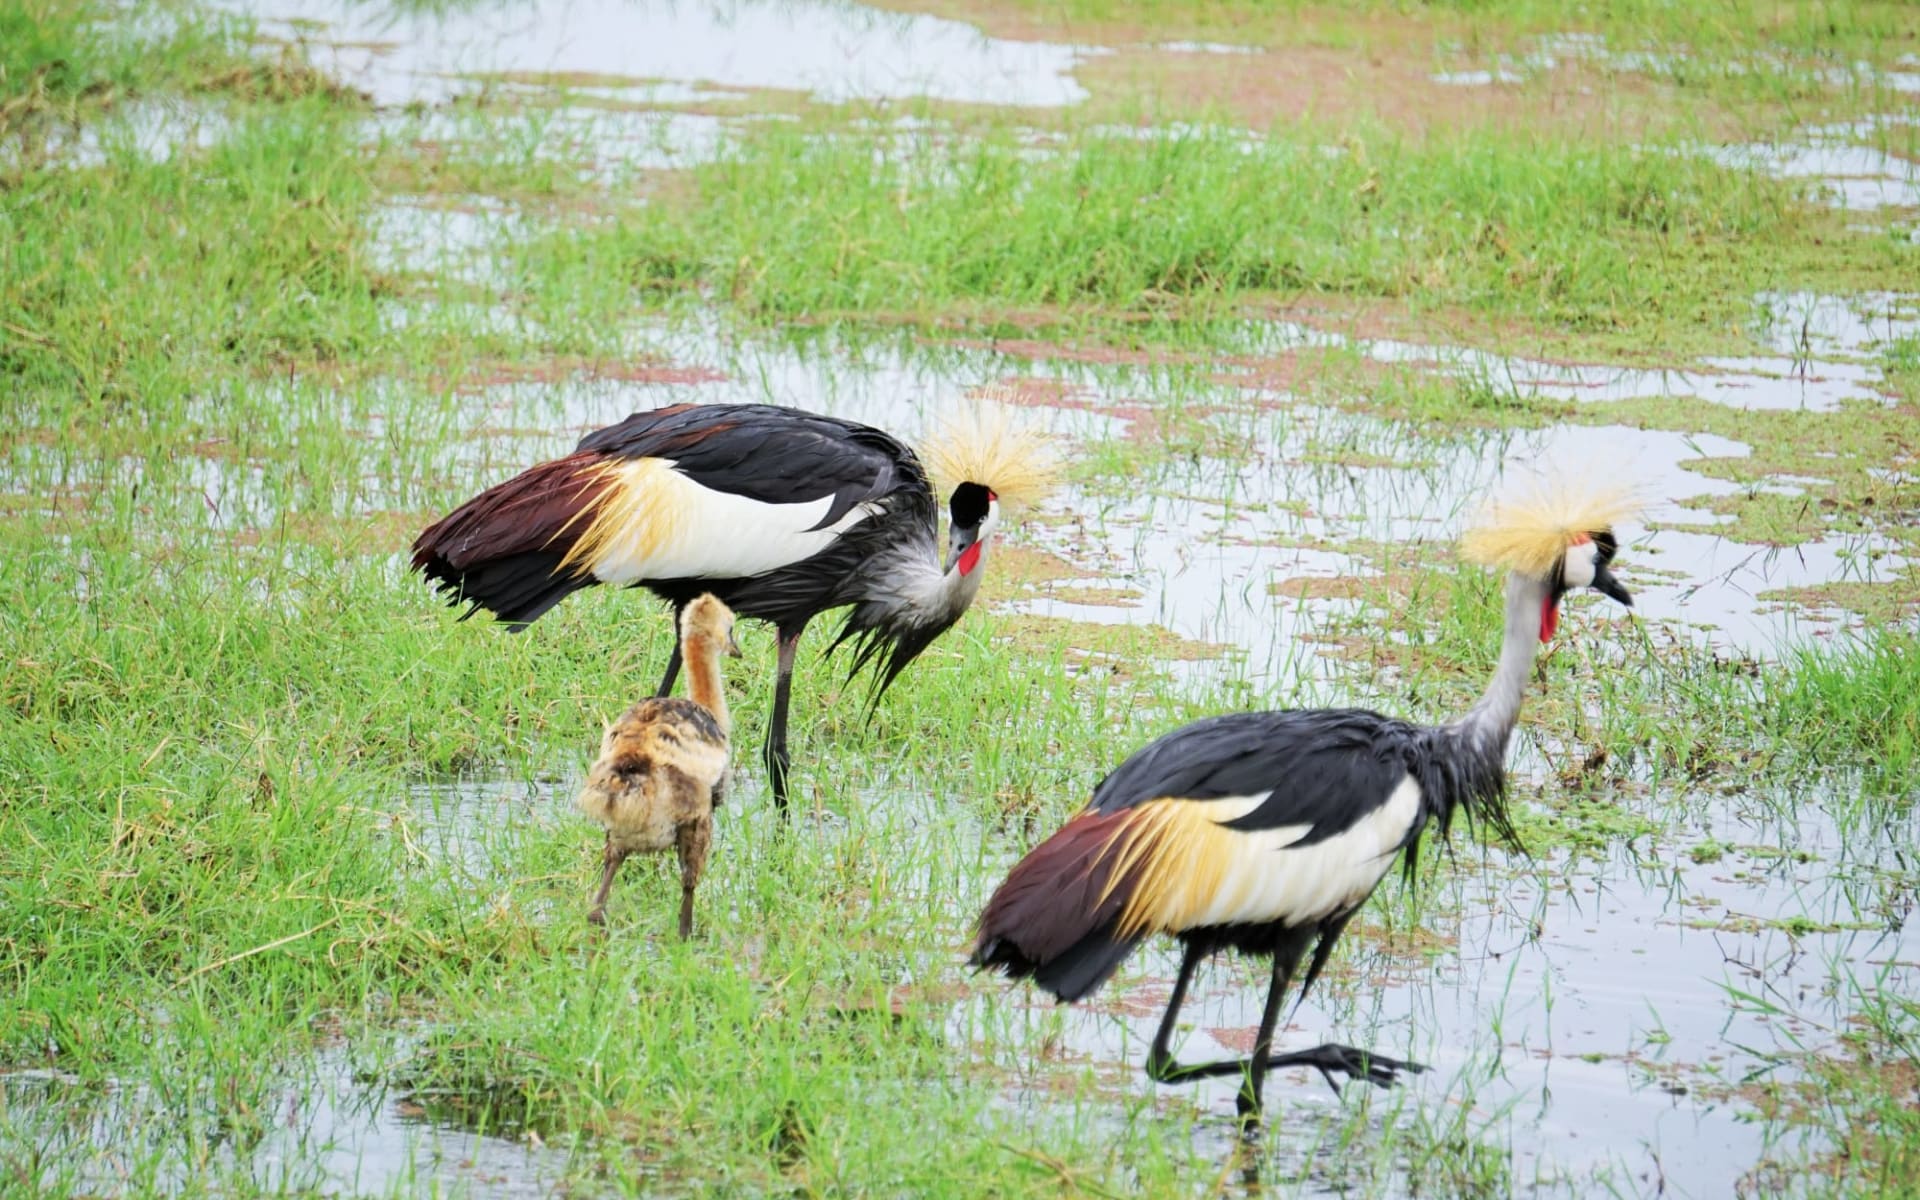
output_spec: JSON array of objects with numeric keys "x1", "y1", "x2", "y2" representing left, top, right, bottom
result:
[
  {"x1": 1144, "y1": 940, "x2": 1207, "y2": 1081},
  {"x1": 1143, "y1": 934, "x2": 1421, "y2": 1118},
  {"x1": 654, "y1": 602, "x2": 687, "y2": 697},
  {"x1": 765, "y1": 624, "x2": 805, "y2": 812}
]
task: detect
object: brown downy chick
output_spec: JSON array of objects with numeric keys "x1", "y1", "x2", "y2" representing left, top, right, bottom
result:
[{"x1": 578, "y1": 594, "x2": 743, "y2": 936}]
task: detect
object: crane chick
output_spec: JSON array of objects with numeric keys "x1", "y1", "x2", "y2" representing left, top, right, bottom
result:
[{"x1": 578, "y1": 593, "x2": 742, "y2": 936}]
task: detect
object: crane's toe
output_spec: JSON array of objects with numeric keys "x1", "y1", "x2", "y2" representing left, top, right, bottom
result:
[{"x1": 1278, "y1": 1042, "x2": 1425, "y2": 1092}]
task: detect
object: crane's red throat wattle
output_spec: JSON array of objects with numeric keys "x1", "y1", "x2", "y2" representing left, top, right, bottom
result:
[
  {"x1": 957, "y1": 542, "x2": 983, "y2": 576},
  {"x1": 1539, "y1": 596, "x2": 1559, "y2": 642}
]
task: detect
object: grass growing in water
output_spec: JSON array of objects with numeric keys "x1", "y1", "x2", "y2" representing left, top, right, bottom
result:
[
  {"x1": 1770, "y1": 630, "x2": 1920, "y2": 788},
  {"x1": 5, "y1": 1, "x2": 1918, "y2": 1194},
  {"x1": 508, "y1": 120, "x2": 1886, "y2": 350}
]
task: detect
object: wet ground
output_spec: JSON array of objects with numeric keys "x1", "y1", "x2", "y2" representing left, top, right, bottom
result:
[
  {"x1": 224, "y1": 0, "x2": 1096, "y2": 107},
  {"x1": 0, "y1": 1048, "x2": 577, "y2": 1197},
  {"x1": 960, "y1": 783, "x2": 1919, "y2": 1196},
  {"x1": 73, "y1": 310, "x2": 1905, "y2": 1192},
  {"x1": 12, "y1": 0, "x2": 1918, "y2": 1195}
]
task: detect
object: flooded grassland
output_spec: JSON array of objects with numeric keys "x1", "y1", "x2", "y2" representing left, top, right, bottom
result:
[{"x1": 2, "y1": 0, "x2": 1917, "y2": 1196}]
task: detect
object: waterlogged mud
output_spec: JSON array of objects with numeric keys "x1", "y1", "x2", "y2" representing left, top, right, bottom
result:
[
  {"x1": 223, "y1": 0, "x2": 1096, "y2": 108},
  {"x1": 0, "y1": 99, "x2": 232, "y2": 172},
  {"x1": 957, "y1": 785, "x2": 1918, "y2": 1196},
  {"x1": 1252, "y1": 302, "x2": 1917, "y2": 414},
  {"x1": 42, "y1": 7, "x2": 1907, "y2": 1193},
  {"x1": 387, "y1": 758, "x2": 1917, "y2": 1199},
  {"x1": 400, "y1": 317, "x2": 1902, "y2": 663},
  {"x1": 0, "y1": 1049, "x2": 578, "y2": 1197}
]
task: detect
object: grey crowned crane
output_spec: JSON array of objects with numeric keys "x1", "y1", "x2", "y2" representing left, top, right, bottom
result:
[
  {"x1": 970, "y1": 490, "x2": 1639, "y2": 1125},
  {"x1": 412, "y1": 402, "x2": 1053, "y2": 810}
]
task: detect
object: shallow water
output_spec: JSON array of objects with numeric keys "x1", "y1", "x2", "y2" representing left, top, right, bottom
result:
[
  {"x1": 0, "y1": 1049, "x2": 578, "y2": 1197},
  {"x1": 1703, "y1": 140, "x2": 1920, "y2": 212},
  {"x1": 1755, "y1": 289, "x2": 1920, "y2": 359},
  {"x1": 369, "y1": 762, "x2": 1919, "y2": 1198},
  {"x1": 404, "y1": 777, "x2": 573, "y2": 887},
  {"x1": 26, "y1": 8, "x2": 1910, "y2": 1191},
  {"x1": 224, "y1": 0, "x2": 1096, "y2": 107},
  {"x1": 956, "y1": 784, "x2": 1918, "y2": 1197},
  {"x1": 433, "y1": 320, "x2": 1896, "y2": 663},
  {"x1": 1255, "y1": 316, "x2": 1908, "y2": 414},
  {"x1": 0, "y1": 98, "x2": 231, "y2": 172}
]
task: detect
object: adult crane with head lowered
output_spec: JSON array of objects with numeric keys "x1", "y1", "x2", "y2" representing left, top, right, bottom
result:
[
  {"x1": 412, "y1": 401, "x2": 1053, "y2": 810},
  {"x1": 970, "y1": 490, "x2": 1638, "y2": 1125}
]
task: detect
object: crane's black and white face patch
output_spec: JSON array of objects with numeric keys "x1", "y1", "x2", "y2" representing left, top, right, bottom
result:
[
  {"x1": 1542, "y1": 529, "x2": 1629, "y2": 641},
  {"x1": 947, "y1": 482, "x2": 1000, "y2": 577}
]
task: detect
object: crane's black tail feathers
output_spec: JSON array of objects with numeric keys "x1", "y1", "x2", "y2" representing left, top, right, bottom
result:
[
  {"x1": 971, "y1": 929, "x2": 1140, "y2": 1005},
  {"x1": 415, "y1": 549, "x2": 589, "y2": 629},
  {"x1": 411, "y1": 452, "x2": 616, "y2": 628}
]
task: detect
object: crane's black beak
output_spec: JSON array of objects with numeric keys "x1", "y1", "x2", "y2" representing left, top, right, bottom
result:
[
  {"x1": 726, "y1": 628, "x2": 744, "y2": 658},
  {"x1": 1592, "y1": 562, "x2": 1632, "y2": 607}
]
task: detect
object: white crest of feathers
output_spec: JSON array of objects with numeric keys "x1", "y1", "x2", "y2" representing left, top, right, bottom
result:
[
  {"x1": 1459, "y1": 484, "x2": 1644, "y2": 578},
  {"x1": 920, "y1": 388, "x2": 1060, "y2": 510}
]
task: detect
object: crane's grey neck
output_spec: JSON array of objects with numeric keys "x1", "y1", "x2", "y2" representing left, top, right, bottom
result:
[
  {"x1": 863, "y1": 532, "x2": 983, "y2": 630},
  {"x1": 914, "y1": 548, "x2": 982, "y2": 627},
  {"x1": 1450, "y1": 571, "x2": 1548, "y2": 752}
]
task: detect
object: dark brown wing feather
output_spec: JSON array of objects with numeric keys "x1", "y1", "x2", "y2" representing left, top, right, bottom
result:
[
  {"x1": 970, "y1": 809, "x2": 1154, "y2": 1002},
  {"x1": 411, "y1": 451, "x2": 610, "y2": 627}
]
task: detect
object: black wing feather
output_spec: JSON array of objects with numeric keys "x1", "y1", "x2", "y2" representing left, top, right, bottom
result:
[
  {"x1": 578, "y1": 404, "x2": 903, "y2": 528},
  {"x1": 1087, "y1": 710, "x2": 1424, "y2": 848}
]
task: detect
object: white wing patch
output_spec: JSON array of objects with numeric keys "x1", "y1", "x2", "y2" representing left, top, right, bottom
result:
[
  {"x1": 1189, "y1": 775, "x2": 1422, "y2": 928},
  {"x1": 584, "y1": 458, "x2": 879, "y2": 583}
]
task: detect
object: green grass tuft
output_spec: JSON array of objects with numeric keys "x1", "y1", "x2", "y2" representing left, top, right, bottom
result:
[
  {"x1": 1771, "y1": 629, "x2": 1920, "y2": 787},
  {"x1": 510, "y1": 121, "x2": 1827, "y2": 345}
]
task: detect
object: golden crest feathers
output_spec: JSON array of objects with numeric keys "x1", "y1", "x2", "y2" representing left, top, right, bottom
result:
[
  {"x1": 1459, "y1": 485, "x2": 1643, "y2": 577},
  {"x1": 921, "y1": 388, "x2": 1060, "y2": 510}
]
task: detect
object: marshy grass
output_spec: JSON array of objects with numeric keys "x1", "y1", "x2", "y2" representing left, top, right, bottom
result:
[
  {"x1": 962, "y1": 0, "x2": 1919, "y2": 62},
  {"x1": 1769, "y1": 630, "x2": 1920, "y2": 787},
  {"x1": 507, "y1": 120, "x2": 1862, "y2": 349},
  {"x1": 4, "y1": 0, "x2": 1918, "y2": 1194}
]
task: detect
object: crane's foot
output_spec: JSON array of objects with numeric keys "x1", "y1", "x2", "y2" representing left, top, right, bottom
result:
[{"x1": 1267, "y1": 1042, "x2": 1424, "y2": 1094}]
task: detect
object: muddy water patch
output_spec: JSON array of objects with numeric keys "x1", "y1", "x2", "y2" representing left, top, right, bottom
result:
[
  {"x1": 1255, "y1": 314, "x2": 1903, "y2": 413},
  {"x1": 371, "y1": 103, "x2": 733, "y2": 183},
  {"x1": 1755, "y1": 290, "x2": 1920, "y2": 359},
  {"x1": 401, "y1": 778, "x2": 574, "y2": 888},
  {"x1": 0, "y1": 1047, "x2": 580, "y2": 1197},
  {"x1": 1703, "y1": 139, "x2": 1920, "y2": 211},
  {"x1": 1648, "y1": 529, "x2": 1908, "y2": 645},
  {"x1": 1019, "y1": 402, "x2": 1863, "y2": 658},
  {"x1": 368, "y1": 195, "x2": 530, "y2": 286},
  {"x1": 427, "y1": 324, "x2": 1876, "y2": 666},
  {"x1": 955, "y1": 786, "x2": 1917, "y2": 1196},
  {"x1": 0, "y1": 99, "x2": 231, "y2": 172},
  {"x1": 226, "y1": 0, "x2": 1098, "y2": 108}
]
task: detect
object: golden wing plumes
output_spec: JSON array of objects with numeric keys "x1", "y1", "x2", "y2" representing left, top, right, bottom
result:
[
  {"x1": 1459, "y1": 484, "x2": 1643, "y2": 578},
  {"x1": 921, "y1": 388, "x2": 1061, "y2": 510}
]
